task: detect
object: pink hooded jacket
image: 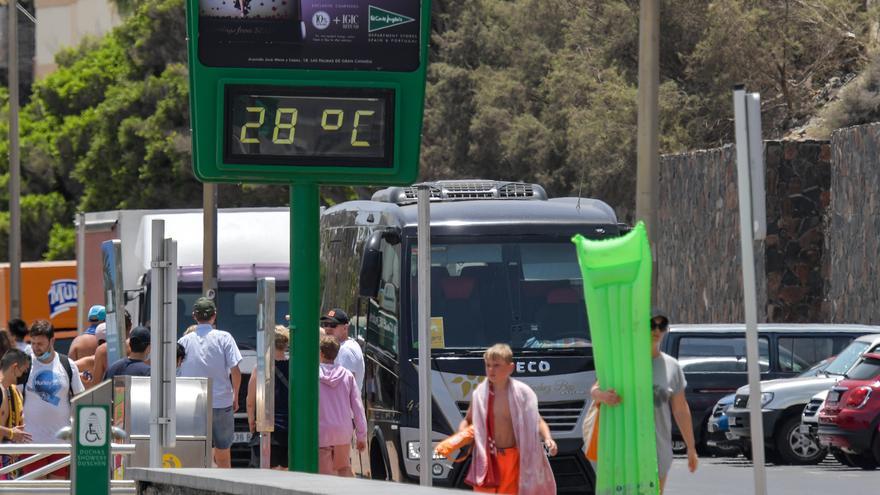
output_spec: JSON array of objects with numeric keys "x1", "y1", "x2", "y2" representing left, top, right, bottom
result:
[{"x1": 319, "y1": 363, "x2": 368, "y2": 448}]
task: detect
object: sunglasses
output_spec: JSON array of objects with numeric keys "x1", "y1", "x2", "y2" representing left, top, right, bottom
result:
[
  {"x1": 321, "y1": 322, "x2": 340, "y2": 329},
  {"x1": 650, "y1": 321, "x2": 668, "y2": 331}
]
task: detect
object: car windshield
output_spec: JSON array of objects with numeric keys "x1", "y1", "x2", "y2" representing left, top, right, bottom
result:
[
  {"x1": 410, "y1": 241, "x2": 589, "y2": 351},
  {"x1": 797, "y1": 356, "x2": 833, "y2": 378},
  {"x1": 824, "y1": 340, "x2": 871, "y2": 376},
  {"x1": 845, "y1": 357, "x2": 880, "y2": 381}
]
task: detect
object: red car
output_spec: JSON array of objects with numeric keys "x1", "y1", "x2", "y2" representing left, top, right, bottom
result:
[{"x1": 818, "y1": 352, "x2": 880, "y2": 469}]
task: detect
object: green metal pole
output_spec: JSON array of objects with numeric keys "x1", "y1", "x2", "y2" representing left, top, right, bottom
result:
[{"x1": 290, "y1": 183, "x2": 320, "y2": 473}]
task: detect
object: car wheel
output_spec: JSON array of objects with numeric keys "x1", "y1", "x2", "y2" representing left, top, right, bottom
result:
[
  {"x1": 774, "y1": 415, "x2": 827, "y2": 465},
  {"x1": 873, "y1": 431, "x2": 880, "y2": 464},
  {"x1": 844, "y1": 451, "x2": 877, "y2": 470},
  {"x1": 831, "y1": 447, "x2": 856, "y2": 467}
]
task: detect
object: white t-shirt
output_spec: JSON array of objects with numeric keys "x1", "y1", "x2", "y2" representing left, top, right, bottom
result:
[
  {"x1": 23, "y1": 352, "x2": 85, "y2": 444},
  {"x1": 335, "y1": 338, "x2": 364, "y2": 393},
  {"x1": 178, "y1": 324, "x2": 242, "y2": 408},
  {"x1": 15, "y1": 341, "x2": 31, "y2": 354}
]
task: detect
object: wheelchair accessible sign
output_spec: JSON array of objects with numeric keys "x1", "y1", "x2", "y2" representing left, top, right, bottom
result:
[{"x1": 73, "y1": 405, "x2": 110, "y2": 495}]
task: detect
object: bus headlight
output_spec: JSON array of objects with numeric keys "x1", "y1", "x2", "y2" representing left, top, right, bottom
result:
[{"x1": 406, "y1": 441, "x2": 443, "y2": 461}]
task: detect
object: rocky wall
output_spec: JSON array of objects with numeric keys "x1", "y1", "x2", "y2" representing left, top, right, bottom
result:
[
  {"x1": 827, "y1": 123, "x2": 880, "y2": 323},
  {"x1": 657, "y1": 140, "x2": 831, "y2": 324}
]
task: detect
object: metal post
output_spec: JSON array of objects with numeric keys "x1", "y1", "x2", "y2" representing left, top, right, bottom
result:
[
  {"x1": 733, "y1": 86, "x2": 768, "y2": 495},
  {"x1": 290, "y1": 184, "x2": 319, "y2": 473},
  {"x1": 203, "y1": 183, "x2": 218, "y2": 299},
  {"x1": 256, "y1": 278, "x2": 276, "y2": 469},
  {"x1": 8, "y1": 0, "x2": 21, "y2": 319},
  {"x1": 416, "y1": 185, "x2": 432, "y2": 486},
  {"x1": 149, "y1": 220, "x2": 165, "y2": 468},
  {"x1": 161, "y1": 237, "x2": 177, "y2": 449},
  {"x1": 76, "y1": 212, "x2": 86, "y2": 332},
  {"x1": 635, "y1": 0, "x2": 660, "y2": 300}
]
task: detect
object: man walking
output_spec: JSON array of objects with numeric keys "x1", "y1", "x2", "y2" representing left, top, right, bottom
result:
[
  {"x1": 69, "y1": 305, "x2": 105, "y2": 360},
  {"x1": 178, "y1": 297, "x2": 242, "y2": 468},
  {"x1": 460, "y1": 343, "x2": 557, "y2": 495},
  {"x1": 23, "y1": 320, "x2": 85, "y2": 479},
  {"x1": 590, "y1": 311, "x2": 698, "y2": 493},
  {"x1": 320, "y1": 309, "x2": 364, "y2": 392},
  {"x1": 104, "y1": 326, "x2": 152, "y2": 380},
  {"x1": 0, "y1": 349, "x2": 31, "y2": 442},
  {"x1": 7, "y1": 319, "x2": 30, "y2": 354},
  {"x1": 0, "y1": 349, "x2": 31, "y2": 478}
]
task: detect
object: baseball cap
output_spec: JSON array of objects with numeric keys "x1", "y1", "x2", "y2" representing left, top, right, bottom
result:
[
  {"x1": 95, "y1": 322, "x2": 107, "y2": 343},
  {"x1": 651, "y1": 308, "x2": 669, "y2": 328},
  {"x1": 128, "y1": 326, "x2": 151, "y2": 353},
  {"x1": 320, "y1": 308, "x2": 350, "y2": 325},
  {"x1": 193, "y1": 297, "x2": 216, "y2": 320},
  {"x1": 88, "y1": 305, "x2": 106, "y2": 322}
]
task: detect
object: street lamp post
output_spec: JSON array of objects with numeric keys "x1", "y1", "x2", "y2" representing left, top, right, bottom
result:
[{"x1": 635, "y1": 0, "x2": 660, "y2": 301}]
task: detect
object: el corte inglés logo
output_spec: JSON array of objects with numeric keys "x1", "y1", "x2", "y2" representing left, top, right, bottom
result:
[{"x1": 368, "y1": 5, "x2": 415, "y2": 33}]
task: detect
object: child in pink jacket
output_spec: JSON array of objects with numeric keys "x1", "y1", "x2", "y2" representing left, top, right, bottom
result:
[{"x1": 318, "y1": 335, "x2": 367, "y2": 476}]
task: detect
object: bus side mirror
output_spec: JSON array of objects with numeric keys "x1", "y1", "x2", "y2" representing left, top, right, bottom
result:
[
  {"x1": 359, "y1": 227, "x2": 401, "y2": 298},
  {"x1": 359, "y1": 230, "x2": 384, "y2": 298}
]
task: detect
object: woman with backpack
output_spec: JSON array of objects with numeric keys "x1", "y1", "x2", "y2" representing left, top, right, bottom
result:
[{"x1": 246, "y1": 325, "x2": 291, "y2": 469}]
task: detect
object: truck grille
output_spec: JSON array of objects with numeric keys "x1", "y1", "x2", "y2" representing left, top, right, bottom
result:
[
  {"x1": 457, "y1": 400, "x2": 584, "y2": 432},
  {"x1": 733, "y1": 394, "x2": 748, "y2": 408}
]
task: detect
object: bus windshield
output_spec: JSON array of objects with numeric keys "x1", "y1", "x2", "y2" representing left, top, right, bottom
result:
[{"x1": 410, "y1": 241, "x2": 590, "y2": 351}]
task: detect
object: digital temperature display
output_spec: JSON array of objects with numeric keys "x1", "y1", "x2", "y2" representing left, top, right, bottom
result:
[{"x1": 224, "y1": 86, "x2": 394, "y2": 167}]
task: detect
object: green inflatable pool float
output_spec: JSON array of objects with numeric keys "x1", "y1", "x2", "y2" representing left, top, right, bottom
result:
[{"x1": 572, "y1": 222, "x2": 658, "y2": 495}]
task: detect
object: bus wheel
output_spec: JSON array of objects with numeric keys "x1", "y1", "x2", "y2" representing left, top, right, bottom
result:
[{"x1": 370, "y1": 442, "x2": 388, "y2": 480}]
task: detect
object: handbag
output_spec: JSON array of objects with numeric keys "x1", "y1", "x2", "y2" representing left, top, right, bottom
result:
[{"x1": 582, "y1": 401, "x2": 600, "y2": 462}]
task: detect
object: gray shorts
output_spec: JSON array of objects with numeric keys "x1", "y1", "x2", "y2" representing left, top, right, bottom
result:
[{"x1": 213, "y1": 406, "x2": 234, "y2": 450}]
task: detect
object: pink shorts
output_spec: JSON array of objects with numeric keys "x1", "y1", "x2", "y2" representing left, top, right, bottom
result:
[{"x1": 318, "y1": 444, "x2": 352, "y2": 477}]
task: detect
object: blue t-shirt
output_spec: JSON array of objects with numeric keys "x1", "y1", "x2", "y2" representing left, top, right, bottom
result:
[{"x1": 104, "y1": 358, "x2": 151, "y2": 381}]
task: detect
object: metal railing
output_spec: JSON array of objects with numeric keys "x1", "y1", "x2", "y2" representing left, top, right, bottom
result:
[{"x1": 0, "y1": 443, "x2": 137, "y2": 494}]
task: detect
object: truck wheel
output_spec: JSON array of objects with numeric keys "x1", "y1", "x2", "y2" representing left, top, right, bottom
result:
[{"x1": 774, "y1": 416, "x2": 826, "y2": 465}]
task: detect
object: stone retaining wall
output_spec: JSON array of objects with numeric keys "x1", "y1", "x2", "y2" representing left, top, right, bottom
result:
[
  {"x1": 827, "y1": 123, "x2": 880, "y2": 323},
  {"x1": 656, "y1": 141, "x2": 831, "y2": 324}
]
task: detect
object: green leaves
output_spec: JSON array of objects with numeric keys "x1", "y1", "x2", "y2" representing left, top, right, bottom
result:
[{"x1": 422, "y1": 0, "x2": 876, "y2": 221}]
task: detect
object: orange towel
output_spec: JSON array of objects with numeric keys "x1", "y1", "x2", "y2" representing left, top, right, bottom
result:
[{"x1": 474, "y1": 447, "x2": 520, "y2": 495}]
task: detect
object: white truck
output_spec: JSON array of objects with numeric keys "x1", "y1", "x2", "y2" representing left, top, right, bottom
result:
[{"x1": 77, "y1": 207, "x2": 291, "y2": 465}]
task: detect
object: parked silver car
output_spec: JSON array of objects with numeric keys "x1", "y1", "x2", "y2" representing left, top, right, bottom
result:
[{"x1": 727, "y1": 333, "x2": 880, "y2": 464}]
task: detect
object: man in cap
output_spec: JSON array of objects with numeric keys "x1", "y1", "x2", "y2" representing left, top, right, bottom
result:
[
  {"x1": 104, "y1": 326, "x2": 152, "y2": 380},
  {"x1": 590, "y1": 310, "x2": 698, "y2": 493},
  {"x1": 68, "y1": 305, "x2": 105, "y2": 360},
  {"x1": 178, "y1": 297, "x2": 242, "y2": 468},
  {"x1": 320, "y1": 308, "x2": 364, "y2": 393}
]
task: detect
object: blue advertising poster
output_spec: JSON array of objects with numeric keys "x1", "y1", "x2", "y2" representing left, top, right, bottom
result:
[
  {"x1": 197, "y1": 0, "x2": 420, "y2": 70},
  {"x1": 101, "y1": 241, "x2": 125, "y2": 365}
]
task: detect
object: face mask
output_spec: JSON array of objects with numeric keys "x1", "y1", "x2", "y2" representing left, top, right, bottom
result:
[{"x1": 36, "y1": 350, "x2": 52, "y2": 362}]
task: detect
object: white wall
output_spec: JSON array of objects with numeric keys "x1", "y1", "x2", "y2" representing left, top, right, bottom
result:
[{"x1": 35, "y1": 0, "x2": 121, "y2": 78}]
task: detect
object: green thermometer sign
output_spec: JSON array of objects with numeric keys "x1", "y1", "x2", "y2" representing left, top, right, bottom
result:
[{"x1": 186, "y1": 0, "x2": 430, "y2": 184}]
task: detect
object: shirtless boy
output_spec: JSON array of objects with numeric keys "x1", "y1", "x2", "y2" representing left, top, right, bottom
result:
[{"x1": 460, "y1": 344, "x2": 557, "y2": 495}]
